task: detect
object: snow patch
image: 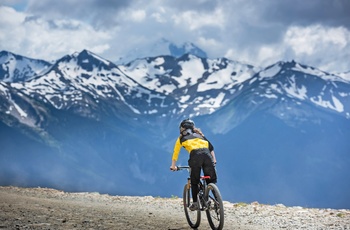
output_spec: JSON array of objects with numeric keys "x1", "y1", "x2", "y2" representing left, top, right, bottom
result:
[
  {"x1": 284, "y1": 75, "x2": 308, "y2": 100},
  {"x1": 311, "y1": 95, "x2": 344, "y2": 112},
  {"x1": 259, "y1": 65, "x2": 281, "y2": 79},
  {"x1": 179, "y1": 95, "x2": 190, "y2": 103},
  {"x1": 197, "y1": 68, "x2": 232, "y2": 92},
  {"x1": 178, "y1": 58, "x2": 204, "y2": 88}
]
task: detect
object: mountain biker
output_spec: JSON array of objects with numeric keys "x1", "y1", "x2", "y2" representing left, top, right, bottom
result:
[{"x1": 170, "y1": 118, "x2": 217, "y2": 211}]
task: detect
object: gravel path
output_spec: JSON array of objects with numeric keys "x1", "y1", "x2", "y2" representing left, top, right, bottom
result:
[{"x1": 0, "y1": 186, "x2": 349, "y2": 229}]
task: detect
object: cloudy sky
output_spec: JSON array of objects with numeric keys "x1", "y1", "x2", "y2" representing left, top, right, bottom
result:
[{"x1": 1, "y1": 0, "x2": 350, "y2": 73}]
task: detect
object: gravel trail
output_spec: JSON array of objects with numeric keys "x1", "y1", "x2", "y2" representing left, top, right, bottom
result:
[{"x1": 0, "y1": 186, "x2": 349, "y2": 229}]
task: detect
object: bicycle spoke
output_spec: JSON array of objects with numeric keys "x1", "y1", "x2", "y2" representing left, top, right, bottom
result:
[
  {"x1": 183, "y1": 184, "x2": 201, "y2": 228},
  {"x1": 205, "y1": 183, "x2": 224, "y2": 230}
]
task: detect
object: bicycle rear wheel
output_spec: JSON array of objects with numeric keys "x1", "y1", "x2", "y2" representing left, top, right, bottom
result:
[
  {"x1": 183, "y1": 184, "x2": 201, "y2": 228},
  {"x1": 205, "y1": 183, "x2": 224, "y2": 230}
]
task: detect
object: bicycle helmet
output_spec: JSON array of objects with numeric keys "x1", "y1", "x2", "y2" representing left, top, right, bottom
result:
[{"x1": 179, "y1": 118, "x2": 195, "y2": 130}]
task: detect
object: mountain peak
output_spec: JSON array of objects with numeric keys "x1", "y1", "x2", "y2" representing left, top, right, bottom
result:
[
  {"x1": 75, "y1": 50, "x2": 109, "y2": 62},
  {"x1": 260, "y1": 60, "x2": 340, "y2": 82},
  {"x1": 59, "y1": 50, "x2": 116, "y2": 71},
  {"x1": 117, "y1": 39, "x2": 207, "y2": 64},
  {"x1": 0, "y1": 50, "x2": 13, "y2": 57},
  {"x1": 0, "y1": 50, "x2": 52, "y2": 82},
  {"x1": 273, "y1": 60, "x2": 297, "y2": 69},
  {"x1": 76, "y1": 49, "x2": 96, "y2": 58},
  {"x1": 168, "y1": 41, "x2": 207, "y2": 58}
]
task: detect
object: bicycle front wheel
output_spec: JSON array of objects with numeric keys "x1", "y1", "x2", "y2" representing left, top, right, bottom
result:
[
  {"x1": 205, "y1": 183, "x2": 224, "y2": 230},
  {"x1": 183, "y1": 184, "x2": 201, "y2": 228}
]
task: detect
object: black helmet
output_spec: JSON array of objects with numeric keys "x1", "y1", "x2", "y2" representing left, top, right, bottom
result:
[{"x1": 179, "y1": 118, "x2": 195, "y2": 130}]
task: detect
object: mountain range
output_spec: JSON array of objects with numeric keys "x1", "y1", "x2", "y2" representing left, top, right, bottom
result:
[{"x1": 0, "y1": 48, "x2": 349, "y2": 209}]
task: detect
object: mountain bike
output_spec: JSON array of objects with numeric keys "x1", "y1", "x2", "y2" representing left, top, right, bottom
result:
[{"x1": 175, "y1": 166, "x2": 224, "y2": 230}]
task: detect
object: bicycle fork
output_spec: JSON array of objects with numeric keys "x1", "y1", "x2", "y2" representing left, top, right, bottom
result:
[
  {"x1": 187, "y1": 178, "x2": 210, "y2": 211},
  {"x1": 186, "y1": 177, "x2": 191, "y2": 208}
]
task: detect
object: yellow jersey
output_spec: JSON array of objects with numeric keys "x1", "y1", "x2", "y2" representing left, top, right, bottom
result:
[{"x1": 172, "y1": 133, "x2": 213, "y2": 161}]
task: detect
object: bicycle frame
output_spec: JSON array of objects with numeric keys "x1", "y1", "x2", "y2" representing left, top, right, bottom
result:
[
  {"x1": 177, "y1": 166, "x2": 210, "y2": 210},
  {"x1": 175, "y1": 165, "x2": 224, "y2": 230}
]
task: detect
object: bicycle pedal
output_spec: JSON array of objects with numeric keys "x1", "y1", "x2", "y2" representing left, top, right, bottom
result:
[{"x1": 200, "y1": 202, "x2": 208, "y2": 210}]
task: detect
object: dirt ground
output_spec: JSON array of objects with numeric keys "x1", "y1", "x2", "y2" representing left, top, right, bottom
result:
[
  {"x1": 1, "y1": 186, "x2": 349, "y2": 230},
  {"x1": 0, "y1": 186, "x2": 239, "y2": 230}
]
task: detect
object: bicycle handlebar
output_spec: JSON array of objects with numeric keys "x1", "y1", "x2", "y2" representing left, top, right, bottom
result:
[
  {"x1": 176, "y1": 166, "x2": 190, "y2": 170},
  {"x1": 170, "y1": 166, "x2": 190, "y2": 171}
]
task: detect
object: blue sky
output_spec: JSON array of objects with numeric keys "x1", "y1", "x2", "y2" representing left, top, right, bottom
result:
[{"x1": 1, "y1": 0, "x2": 350, "y2": 73}]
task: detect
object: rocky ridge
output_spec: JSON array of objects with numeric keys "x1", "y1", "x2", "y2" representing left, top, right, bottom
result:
[{"x1": 0, "y1": 186, "x2": 349, "y2": 230}]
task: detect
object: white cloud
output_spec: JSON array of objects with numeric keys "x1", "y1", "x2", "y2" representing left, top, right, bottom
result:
[
  {"x1": 197, "y1": 37, "x2": 219, "y2": 51},
  {"x1": 1, "y1": 1, "x2": 350, "y2": 73},
  {"x1": 283, "y1": 25, "x2": 350, "y2": 72},
  {"x1": 285, "y1": 25, "x2": 348, "y2": 55},
  {"x1": 0, "y1": 5, "x2": 111, "y2": 60},
  {"x1": 172, "y1": 7, "x2": 224, "y2": 31},
  {"x1": 130, "y1": 10, "x2": 146, "y2": 22},
  {"x1": 228, "y1": 24, "x2": 350, "y2": 72},
  {"x1": 0, "y1": 6, "x2": 25, "y2": 24},
  {"x1": 151, "y1": 7, "x2": 167, "y2": 23},
  {"x1": 0, "y1": 6, "x2": 27, "y2": 50},
  {"x1": 257, "y1": 46, "x2": 284, "y2": 64}
]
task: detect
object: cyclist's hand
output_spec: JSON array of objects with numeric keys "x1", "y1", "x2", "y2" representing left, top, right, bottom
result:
[{"x1": 170, "y1": 166, "x2": 177, "y2": 171}]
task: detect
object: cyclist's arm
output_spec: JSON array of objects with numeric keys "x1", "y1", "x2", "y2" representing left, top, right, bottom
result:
[
  {"x1": 170, "y1": 159, "x2": 177, "y2": 171},
  {"x1": 211, "y1": 150, "x2": 217, "y2": 165},
  {"x1": 170, "y1": 138, "x2": 181, "y2": 171}
]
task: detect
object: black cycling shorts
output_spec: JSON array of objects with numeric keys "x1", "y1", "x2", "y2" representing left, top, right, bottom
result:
[{"x1": 188, "y1": 149, "x2": 217, "y2": 185}]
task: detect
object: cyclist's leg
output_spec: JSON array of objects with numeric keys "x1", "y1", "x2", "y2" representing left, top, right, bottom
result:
[
  {"x1": 188, "y1": 154, "x2": 202, "y2": 202},
  {"x1": 203, "y1": 153, "x2": 217, "y2": 184},
  {"x1": 203, "y1": 154, "x2": 220, "y2": 202}
]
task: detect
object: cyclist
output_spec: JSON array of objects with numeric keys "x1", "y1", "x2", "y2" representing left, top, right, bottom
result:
[{"x1": 170, "y1": 118, "x2": 217, "y2": 211}]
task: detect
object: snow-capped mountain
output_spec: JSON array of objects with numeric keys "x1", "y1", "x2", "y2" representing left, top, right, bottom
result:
[
  {"x1": 3, "y1": 50, "x2": 259, "y2": 127},
  {"x1": 257, "y1": 61, "x2": 350, "y2": 117},
  {"x1": 4, "y1": 50, "x2": 348, "y2": 130},
  {"x1": 1, "y1": 49, "x2": 350, "y2": 209},
  {"x1": 0, "y1": 51, "x2": 52, "y2": 82},
  {"x1": 208, "y1": 61, "x2": 350, "y2": 133},
  {"x1": 8, "y1": 50, "x2": 173, "y2": 119},
  {"x1": 117, "y1": 39, "x2": 207, "y2": 64},
  {"x1": 119, "y1": 54, "x2": 259, "y2": 117}
]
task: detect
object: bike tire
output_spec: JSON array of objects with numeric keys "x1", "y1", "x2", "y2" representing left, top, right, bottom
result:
[
  {"x1": 205, "y1": 183, "x2": 224, "y2": 230},
  {"x1": 183, "y1": 184, "x2": 201, "y2": 228}
]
